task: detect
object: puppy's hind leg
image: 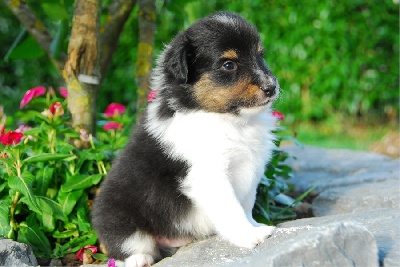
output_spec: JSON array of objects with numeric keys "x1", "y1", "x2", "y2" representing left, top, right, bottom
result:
[{"x1": 118, "y1": 231, "x2": 160, "y2": 267}]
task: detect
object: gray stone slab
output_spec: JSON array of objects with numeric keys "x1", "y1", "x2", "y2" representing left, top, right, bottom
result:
[
  {"x1": 282, "y1": 146, "x2": 400, "y2": 193},
  {"x1": 227, "y1": 221, "x2": 378, "y2": 267},
  {"x1": 280, "y1": 208, "x2": 400, "y2": 266},
  {"x1": 312, "y1": 179, "x2": 400, "y2": 217},
  {"x1": 154, "y1": 221, "x2": 378, "y2": 267},
  {"x1": 0, "y1": 239, "x2": 38, "y2": 267}
]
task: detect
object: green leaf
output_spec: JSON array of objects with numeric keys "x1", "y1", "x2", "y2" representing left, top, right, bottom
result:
[
  {"x1": 52, "y1": 229, "x2": 79, "y2": 239},
  {"x1": 92, "y1": 253, "x2": 108, "y2": 261},
  {"x1": 56, "y1": 142, "x2": 77, "y2": 154},
  {"x1": 41, "y1": 1, "x2": 69, "y2": 20},
  {"x1": 61, "y1": 174, "x2": 103, "y2": 192},
  {"x1": 50, "y1": 19, "x2": 68, "y2": 59},
  {"x1": 0, "y1": 182, "x2": 7, "y2": 194},
  {"x1": 79, "y1": 150, "x2": 107, "y2": 161},
  {"x1": 0, "y1": 199, "x2": 12, "y2": 238},
  {"x1": 274, "y1": 193, "x2": 297, "y2": 207},
  {"x1": 36, "y1": 196, "x2": 64, "y2": 220},
  {"x1": 23, "y1": 153, "x2": 76, "y2": 163},
  {"x1": 77, "y1": 206, "x2": 90, "y2": 232},
  {"x1": 18, "y1": 221, "x2": 52, "y2": 257},
  {"x1": 35, "y1": 166, "x2": 55, "y2": 196},
  {"x1": 39, "y1": 212, "x2": 56, "y2": 232},
  {"x1": 4, "y1": 28, "x2": 28, "y2": 61},
  {"x1": 57, "y1": 190, "x2": 83, "y2": 216},
  {"x1": 269, "y1": 206, "x2": 296, "y2": 220},
  {"x1": 6, "y1": 35, "x2": 45, "y2": 60},
  {"x1": 8, "y1": 172, "x2": 40, "y2": 213},
  {"x1": 59, "y1": 232, "x2": 97, "y2": 253},
  {"x1": 254, "y1": 202, "x2": 272, "y2": 221}
]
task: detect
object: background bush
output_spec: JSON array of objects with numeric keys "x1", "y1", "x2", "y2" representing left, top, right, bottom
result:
[{"x1": 1, "y1": 0, "x2": 398, "y2": 125}]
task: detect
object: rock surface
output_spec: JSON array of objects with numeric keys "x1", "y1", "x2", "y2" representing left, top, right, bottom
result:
[
  {"x1": 283, "y1": 145, "x2": 399, "y2": 193},
  {"x1": 312, "y1": 179, "x2": 400, "y2": 216},
  {"x1": 0, "y1": 238, "x2": 38, "y2": 267},
  {"x1": 281, "y1": 208, "x2": 400, "y2": 267},
  {"x1": 155, "y1": 221, "x2": 378, "y2": 267}
]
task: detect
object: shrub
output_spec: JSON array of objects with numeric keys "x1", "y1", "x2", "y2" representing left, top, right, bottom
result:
[{"x1": 0, "y1": 87, "x2": 129, "y2": 260}]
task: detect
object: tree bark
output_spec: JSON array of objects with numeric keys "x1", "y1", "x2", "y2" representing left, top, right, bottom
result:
[
  {"x1": 135, "y1": 0, "x2": 156, "y2": 113},
  {"x1": 63, "y1": 0, "x2": 101, "y2": 141}
]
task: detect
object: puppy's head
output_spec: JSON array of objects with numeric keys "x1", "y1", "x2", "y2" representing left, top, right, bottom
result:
[{"x1": 154, "y1": 12, "x2": 279, "y2": 116}]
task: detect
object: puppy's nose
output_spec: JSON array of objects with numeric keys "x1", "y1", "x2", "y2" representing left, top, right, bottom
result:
[{"x1": 261, "y1": 81, "x2": 276, "y2": 97}]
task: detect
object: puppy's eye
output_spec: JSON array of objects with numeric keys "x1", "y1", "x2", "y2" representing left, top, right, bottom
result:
[{"x1": 222, "y1": 61, "x2": 237, "y2": 71}]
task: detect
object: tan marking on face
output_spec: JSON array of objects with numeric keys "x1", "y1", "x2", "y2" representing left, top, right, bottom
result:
[
  {"x1": 257, "y1": 44, "x2": 264, "y2": 53},
  {"x1": 194, "y1": 74, "x2": 265, "y2": 113},
  {"x1": 222, "y1": 49, "x2": 238, "y2": 59}
]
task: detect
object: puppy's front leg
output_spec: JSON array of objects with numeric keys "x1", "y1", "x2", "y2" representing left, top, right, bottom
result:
[{"x1": 183, "y1": 165, "x2": 274, "y2": 249}]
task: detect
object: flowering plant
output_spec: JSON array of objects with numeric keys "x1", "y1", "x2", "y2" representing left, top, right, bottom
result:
[
  {"x1": 252, "y1": 111, "x2": 303, "y2": 225},
  {"x1": 0, "y1": 86, "x2": 130, "y2": 261}
]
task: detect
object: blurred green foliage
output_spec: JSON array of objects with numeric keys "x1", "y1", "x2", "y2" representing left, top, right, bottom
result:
[{"x1": 1, "y1": 0, "x2": 398, "y2": 124}]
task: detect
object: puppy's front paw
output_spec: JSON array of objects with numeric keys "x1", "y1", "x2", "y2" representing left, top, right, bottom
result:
[
  {"x1": 123, "y1": 254, "x2": 154, "y2": 267},
  {"x1": 229, "y1": 225, "x2": 275, "y2": 249}
]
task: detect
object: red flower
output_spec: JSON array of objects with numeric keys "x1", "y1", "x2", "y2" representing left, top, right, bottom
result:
[
  {"x1": 59, "y1": 87, "x2": 68, "y2": 98},
  {"x1": 20, "y1": 86, "x2": 46, "y2": 108},
  {"x1": 103, "y1": 121, "x2": 124, "y2": 131},
  {"x1": 49, "y1": 102, "x2": 64, "y2": 116},
  {"x1": 272, "y1": 111, "x2": 285, "y2": 121},
  {"x1": 108, "y1": 258, "x2": 116, "y2": 267},
  {"x1": 0, "y1": 131, "x2": 24, "y2": 146},
  {"x1": 148, "y1": 90, "x2": 157, "y2": 102},
  {"x1": 104, "y1": 103, "x2": 126, "y2": 117},
  {"x1": 76, "y1": 245, "x2": 98, "y2": 261}
]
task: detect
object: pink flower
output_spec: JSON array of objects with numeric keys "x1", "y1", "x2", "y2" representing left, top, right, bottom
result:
[
  {"x1": 272, "y1": 111, "x2": 285, "y2": 121},
  {"x1": 104, "y1": 103, "x2": 126, "y2": 117},
  {"x1": 79, "y1": 129, "x2": 90, "y2": 142},
  {"x1": 15, "y1": 125, "x2": 34, "y2": 141},
  {"x1": 15, "y1": 125, "x2": 32, "y2": 133},
  {"x1": 0, "y1": 131, "x2": 24, "y2": 146},
  {"x1": 20, "y1": 86, "x2": 46, "y2": 108},
  {"x1": 108, "y1": 258, "x2": 116, "y2": 267},
  {"x1": 148, "y1": 90, "x2": 157, "y2": 102},
  {"x1": 49, "y1": 102, "x2": 64, "y2": 116},
  {"x1": 59, "y1": 87, "x2": 68, "y2": 98},
  {"x1": 76, "y1": 245, "x2": 98, "y2": 261},
  {"x1": 103, "y1": 121, "x2": 124, "y2": 131}
]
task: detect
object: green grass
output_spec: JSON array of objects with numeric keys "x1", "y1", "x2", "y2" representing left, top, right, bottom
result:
[{"x1": 278, "y1": 117, "x2": 397, "y2": 151}]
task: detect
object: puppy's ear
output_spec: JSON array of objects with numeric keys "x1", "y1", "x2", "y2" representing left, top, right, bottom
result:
[{"x1": 164, "y1": 33, "x2": 189, "y2": 83}]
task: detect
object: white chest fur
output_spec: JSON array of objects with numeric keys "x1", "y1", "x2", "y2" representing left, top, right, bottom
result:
[{"x1": 145, "y1": 103, "x2": 277, "y2": 240}]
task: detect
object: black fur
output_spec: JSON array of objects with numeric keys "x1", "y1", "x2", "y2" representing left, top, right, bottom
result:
[{"x1": 92, "y1": 119, "x2": 192, "y2": 259}]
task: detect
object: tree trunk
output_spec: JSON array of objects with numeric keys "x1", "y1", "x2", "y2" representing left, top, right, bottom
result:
[
  {"x1": 135, "y1": 0, "x2": 156, "y2": 113},
  {"x1": 63, "y1": 0, "x2": 100, "y2": 141}
]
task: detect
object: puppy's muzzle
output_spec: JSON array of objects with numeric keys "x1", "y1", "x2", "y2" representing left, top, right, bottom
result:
[{"x1": 260, "y1": 78, "x2": 277, "y2": 98}]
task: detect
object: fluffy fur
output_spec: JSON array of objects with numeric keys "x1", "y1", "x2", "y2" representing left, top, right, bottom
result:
[{"x1": 92, "y1": 11, "x2": 280, "y2": 267}]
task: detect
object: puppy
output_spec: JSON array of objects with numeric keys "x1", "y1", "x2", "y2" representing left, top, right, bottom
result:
[{"x1": 92, "y1": 11, "x2": 280, "y2": 267}]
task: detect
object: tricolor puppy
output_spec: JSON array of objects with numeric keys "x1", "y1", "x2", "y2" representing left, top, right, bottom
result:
[{"x1": 92, "y1": 11, "x2": 280, "y2": 267}]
